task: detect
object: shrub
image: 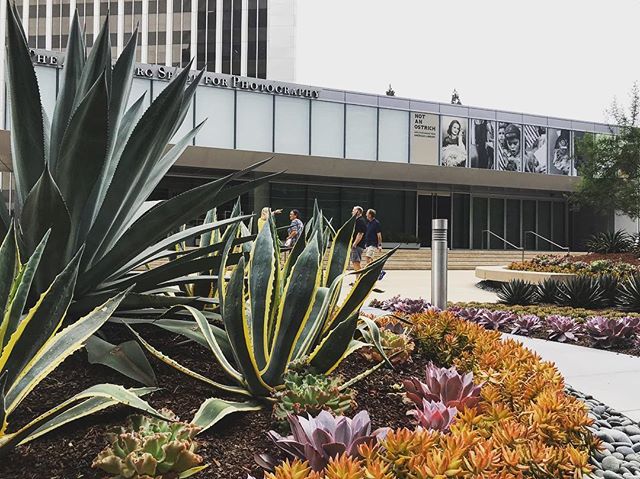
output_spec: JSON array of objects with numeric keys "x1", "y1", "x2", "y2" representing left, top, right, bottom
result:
[
  {"x1": 618, "y1": 274, "x2": 640, "y2": 311},
  {"x1": 92, "y1": 410, "x2": 206, "y2": 478},
  {"x1": 556, "y1": 276, "x2": 604, "y2": 308},
  {"x1": 272, "y1": 372, "x2": 356, "y2": 423},
  {"x1": 266, "y1": 410, "x2": 388, "y2": 472},
  {"x1": 498, "y1": 279, "x2": 538, "y2": 305},
  {"x1": 359, "y1": 322, "x2": 415, "y2": 366},
  {"x1": 584, "y1": 316, "x2": 640, "y2": 348},
  {"x1": 403, "y1": 363, "x2": 482, "y2": 410},
  {"x1": 586, "y1": 230, "x2": 632, "y2": 253},
  {"x1": 510, "y1": 314, "x2": 543, "y2": 335},
  {"x1": 545, "y1": 315, "x2": 582, "y2": 342}
]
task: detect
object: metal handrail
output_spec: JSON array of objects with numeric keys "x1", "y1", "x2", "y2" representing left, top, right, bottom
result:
[
  {"x1": 482, "y1": 230, "x2": 525, "y2": 261},
  {"x1": 524, "y1": 231, "x2": 570, "y2": 253}
]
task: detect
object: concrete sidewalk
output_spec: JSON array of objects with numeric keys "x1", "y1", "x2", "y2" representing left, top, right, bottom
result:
[{"x1": 504, "y1": 334, "x2": 640, "y2": 421}]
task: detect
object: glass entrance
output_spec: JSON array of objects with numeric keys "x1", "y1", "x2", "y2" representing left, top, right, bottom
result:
[{"x1": 417, "y1": 194, "x2": 451, "y2": 247}]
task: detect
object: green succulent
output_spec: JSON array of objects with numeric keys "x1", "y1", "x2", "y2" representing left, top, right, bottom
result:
[
  {"x1": 93, "y1": 409, "x2": 207, "y2": 479},
  {"x1": 272, "y1": 372, "x2": 356, "y2": 423},
  {"x1": 359, "y1": 323, "x2": 415, "y2": 366}
]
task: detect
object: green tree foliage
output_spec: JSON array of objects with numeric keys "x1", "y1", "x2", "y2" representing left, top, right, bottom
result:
[{"x1": 572, "y1": 83, "x2": 640, "y2": 219}]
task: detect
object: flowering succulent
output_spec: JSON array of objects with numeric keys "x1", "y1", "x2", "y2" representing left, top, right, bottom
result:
[
  {"x1": 510, "y1": 314, "x2": 543, "y2": 335},
  {"x1": 476, "y1": 310, "x2": 515, "y2": 331},
  {"x1": 584, "y1": 316, "x2": 640, "y2": 348},
  {"x1": 453, "y1": 307, "x2": 486, "y2": 323},
  {"x1": 545, "y1": 315, "x2": 582, "y2": 342},
  {"x1": 407, "y1": 399, "x2": 458, "y2": 432},
  {"x1": 371, "y1": 295, "x2": 431, "y2": 314},
  {"x1": 359, "y1": 322, "x2": 415, "y2": 365},
  {"x1": 272, "y1": 372, "x2": 356, "y2": 423},
  {"x1": 92, "y1": 409, "x2": 206, "y2": 479},
  {"x1": 403, "y1": 362, "x2": 482, "y2": 410},
  {"x1": 267, "y1": 410, "x2": 388, "y2": 471}
]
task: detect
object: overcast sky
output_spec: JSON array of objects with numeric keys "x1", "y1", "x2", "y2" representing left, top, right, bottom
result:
[{"x1": 296, "y1": 0, "x2": 640, "y2": 124}]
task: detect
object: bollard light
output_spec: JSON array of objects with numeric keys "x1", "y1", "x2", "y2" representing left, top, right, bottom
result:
[{"x1": 431, "y1": 218, "x2": 448, "y2": 309}]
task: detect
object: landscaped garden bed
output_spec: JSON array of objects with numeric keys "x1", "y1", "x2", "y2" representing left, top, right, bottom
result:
[{"x1": 508, "y1": 253, "x2": 640, "y2": 277}]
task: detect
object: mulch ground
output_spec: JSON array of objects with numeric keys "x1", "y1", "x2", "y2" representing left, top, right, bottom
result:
[
  {"x1": 568, "y1": 252, "x2": 640, "y2": 267},
  {"x1": 0, "y1": 324, "x2": 427, "y2": 479}
]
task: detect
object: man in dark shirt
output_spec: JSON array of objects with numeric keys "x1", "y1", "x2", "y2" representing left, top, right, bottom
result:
[
  {"x1": 350, "y1": 206, "x2": 367, "y2": 271},
  {"x1": 363, "y1": 209, "x2": 382, "y2": 266}
]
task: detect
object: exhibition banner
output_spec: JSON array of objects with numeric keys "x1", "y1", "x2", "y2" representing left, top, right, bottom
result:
[{"x1": 410, "y1": 112, "x2": 439, "y2": 165}]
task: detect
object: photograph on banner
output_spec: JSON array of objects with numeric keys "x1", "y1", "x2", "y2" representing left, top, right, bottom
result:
[
  {"x1": 496, "y1": 122, "x2": 522, "y2": 171},
  {"x1": 410, "y1": 112, "x2": 439, "y2": 165},
  {"x1": 440, "y1": 116, "x2": 467, "y2": 167},
  {"x1": 523, "y1": 125, "x2": 547, "y2": 173},
  {"x1": 469, "y1": 119, "x2": 495, "y2": 169},
  {"x1": 547, "y1": 129, "x2": 571, "y2": 175}
]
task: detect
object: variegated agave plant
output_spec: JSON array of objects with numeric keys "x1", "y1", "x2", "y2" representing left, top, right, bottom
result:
[
  {"x1": 1, "y1": 5, "x2": 272, "y2": 314},
  {"x1": 129, "y1": 209, "x2": 395, "y2": 423},
  {"x1": 0, "y1": 224, "x2": 168, "y2": 456}
]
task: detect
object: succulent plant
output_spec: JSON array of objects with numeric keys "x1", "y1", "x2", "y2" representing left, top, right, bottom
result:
[
  {"x1": 586, "y1": 230, "x2": 632, "y2": 254},
  {"x1": 476, "y1": 310, "x2": 515, "y2": 331},
  {"x1": 595, "y1": 274, "x2": 619, "y2": 307},
  {"x1": 407, "y1": 400, "x2": 458, "y2": 432},
  {"x1": 92, "y1": 409, "x2": 206, "y2": 478},
  {"x1": 403, "y1": 362, "x2": 482, "y2": 411},
  {"x1": 545, "y1": 315, "x2": 582, "y2": 343},
  {"x1": 454, "y1": 307, "x2": 486, "y2": 323},
  {"x1": 373, "y1": 295, "x2": 431, "y2": 314},
  {"x1": 267, "y1": 410, "x2": 388, "y2": 471},
  {"x1": 556, "y1": 276, "x2": 604, "y2": 308},
  {"x1": 618, "y1": 274, "x2": 640, "y2": 312},
  {"x1": 537, "y1": 278, "x2": 560, "y2": 304},
  {"x1": 359, "y1": 323, "x2": 415, "y2": 365},
  {"x1": 510, "y1": 314, "x2": 543, "y2": 336},
  {"x1": 272, "y1": 372, "x2": 356, "y2": 423},
  {"x1": 498, "y1": 279, "x2": 538, "y2": 306},
  {"x1": 584, "y1": 316, "x2": 640, "y2": 348}
]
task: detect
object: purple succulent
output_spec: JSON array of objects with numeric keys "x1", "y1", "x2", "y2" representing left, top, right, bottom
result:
[
  {"x1": 403, "y1": 362, "x2": 482, "y2": 411},
  {"x1": 377, "y1": 295, "x2": 431, "y2": 314},
  {"x1": 545, "y1": 315, "x2": 582, "y2": 343},
  {"x1": 453, "y1": 307, "x2": 486, "y2": 323},
  {"x1": 476, "y1": 310, "x2": 516, "y2": 331},
  {"x1": 407, "y1": 400, "x2": 458, "y2": 432},
  {"x1": 510, "y1": 314, "x2": 543, "y2": 336},
  {"x1": 584, "y1": 316, "x2": 639, "y2": 348},
  {"x1": 266, "y1": 410, "x2": 388, "y2": 472}
]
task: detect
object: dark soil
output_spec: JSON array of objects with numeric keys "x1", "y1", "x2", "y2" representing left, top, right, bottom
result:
[
  {"x1": 568, "y1": 252, "x2": 640, "y2": 267},
  {"x1": 0, "y1": 324, "x2": 426, "y2": 479}
]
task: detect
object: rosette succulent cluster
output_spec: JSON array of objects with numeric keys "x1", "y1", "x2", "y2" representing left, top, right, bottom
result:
[
  {"x1": 272, "y1": 372, "x2": 356, "y2": 423},
  {"x1": 510, "y1": 314, "x2": 543, "y2": 335},
  {"x1": 545, "y1": 315, "x2": 582, "y2": 342},
  {"x1": 92, "y1": 410, "x2": 206, "y2": 479},
  {"x1": 584, "y1": 316, "x2": 640, "y2": 348},
  {"x1": 359, "y1": 322, "x2": 415, "y2": 365},
  {"x1": 370, "y1": 295, "x2": 431, "y2": 314}
]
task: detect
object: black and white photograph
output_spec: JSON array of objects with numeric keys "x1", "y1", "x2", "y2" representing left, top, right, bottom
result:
[
  {"x1": 440, "y1": 116, "x2": 467, "y2": 167},
  {"x1": 496, "y1": 122, "x2": 522, "y2": 171},
  {"x1": 469, "y1": 119, "x2": 495, "y2": 169},
  {"x1": 547, "y1": 129, "x2": 571, "y2": 175},
  {"x1": 523, "y1": 125, "x2": 547, "y2": 173}
]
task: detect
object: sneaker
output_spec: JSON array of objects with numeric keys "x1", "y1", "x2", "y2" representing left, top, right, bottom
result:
[
  {"x1": 378, "y1": 270, "x2": 386, "y2": 281},
  {"x1": 372, "y1": 287, "x2": 385, "y2": 293}
]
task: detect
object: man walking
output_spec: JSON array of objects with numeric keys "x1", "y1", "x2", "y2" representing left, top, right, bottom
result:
[
  {"x1": 363, "y1": 209, "x2": 385, "y2": 292},
  {"x1": 350, "y1": 206, "x2": 367, "y2": 271}
]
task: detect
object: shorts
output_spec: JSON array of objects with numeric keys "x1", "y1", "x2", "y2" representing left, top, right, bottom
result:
[
  {"x1": 350, "y1": 246, "x2": 363, "y2": 263},
  {"x1": 364, "y1": 245, "x2": 378, "y2": 258}
]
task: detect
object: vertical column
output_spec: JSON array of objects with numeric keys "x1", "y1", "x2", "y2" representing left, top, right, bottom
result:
[
  {"x1": 141, "y1": 0, "x2": 148, "y2": 63},
  {"x1": 431, "y1": 219, "x2": 448, "y2": 309},
  {"x1": 117, "y1": 0, "x2": 124, "y2": 54},
  {"x1": 93, "y1": 0, "x2": 100, "y2": 43},
  {"x1": 240, "y1": 0, "x2": 247, "y2": 76},
  {"x1": 45, "y1": 0, "x2": 53, "y2": 50},
  {"x1": 21, "y1": 0, "x2": 28, "y2": 34},
  {"x1": 190, "y1": 0, "x2": 197, "y2": 69},
  {"x1": 165, "y1": 0, "x2": 172, "y2": 65},
  {"x1": 214, "y1": 0, "x2": 222, "y2": 72}
]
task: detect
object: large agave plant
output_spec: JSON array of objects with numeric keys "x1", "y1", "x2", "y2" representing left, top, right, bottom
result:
[
  {"x1": 2, "y1": 6, "x2": 272, "y2": 314},
  {"x1": 497, "y1": 279, "x2": 538, "y2": 306},
  {"x1": 129, "y1": 209, "x2": 394, "y2": 423},
  {"x1": 0, "y1": 224, "x2": 167, "y2": 455},
  {"x1": 618, "y1": 274, "x2": 640, "y2": 312},
  {"x1": 586, "y1": 230, "x2": 631, "y2": 254},
  {"x1": 556, "y1": 276, "x2": 604, "y2": 309}
]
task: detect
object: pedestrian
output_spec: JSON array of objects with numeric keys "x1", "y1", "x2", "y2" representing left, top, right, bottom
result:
[
  {"x1": 284, "y1": 209, "x2": 303, "y2": 248},
  {"x1": 363, "y1": 209, "x2": 385, "y2": 293},
  {"x1": 350, "y1": 206, "x2": 367, "y2": 272},
  {"x1": 257, "y1": 207, "x2": 282, "y2": 232}
]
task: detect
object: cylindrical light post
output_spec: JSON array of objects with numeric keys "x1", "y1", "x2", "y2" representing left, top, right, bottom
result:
[{"x1": 431, "y1": 219, "x2": 448, "y2": 309}]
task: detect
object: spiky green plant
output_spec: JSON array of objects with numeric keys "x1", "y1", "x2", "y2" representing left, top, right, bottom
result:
[
  {"x1": 272, "y1": 372, "x2": 356, "y2": 423},
  {"x1": 0, "y1": 224, "x2": 167, "y2": 456},
  {"x1": 129, "y1": 208, "x2": 395, "y2": 425},
  {"x1": 585, "y1": 230, "x2": 631, "y2": 254},
  {"x1": 497, "y1": 279, "x2": 538, "y2": 306},
  {"x1": 92, "y1": 409, "x2": 207, "y2": 478},
  {"x1": 1, "y1": 6, "x2": 272, "y2": 314},
  {"x1": 537, "y1": 278, "x2": 560, "y2": 304},
  {"x1": 556, "y1": 276, "x2": 604, "y2": 308},
  {"x1": 618, "y1": 274, "x2": 640, "y2": 311}
]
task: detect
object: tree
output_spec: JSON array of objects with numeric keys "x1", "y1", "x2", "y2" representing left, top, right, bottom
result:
[{"x1": 572, "y1": 83, "x2": 640, "y2": 220}]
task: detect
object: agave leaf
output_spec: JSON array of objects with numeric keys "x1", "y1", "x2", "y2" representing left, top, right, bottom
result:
[
  {"x1": 358, "y1": 317, "x2": 392, "y2": 367},
  {"x1": 324, "y1": 216, "x2": 355, "y2": 287},
  {"x1": 0, "y1": 223, "x2": 18, "y2": 321},
  {"x1": 291, "y1": 287, "x2": 328, "y2": 360},
  {"x1": 86, "y1": 336, "x2": 157, "y2": 387},
  {"x1": 178, "y1": 466, "x2": 210, "y2": 478},
  {"x1": 108, "y1": 93, "x2": 147, "y2": 174},
  {"x1": 0, "y1": 245, "x2": 83, "y2": 389},
  {"x1": 308, "y1": 315, "x2": 363, "y2": 374},
  {"x1": 0, "y1": 384, "x2": 167, "y2": 455},
  {"x1": 54, "y1": 72, "x2": 109, "y2": 251},
  {"x1": 5, "y1": 288, "x2": 129, "y2": 413},
  {"x1": 70, "y1": 291, "x2": 198, "y2": 316},
  {"x1": 282, "y1": 226, "x2": 306, "y2": 283},
  {"x1": 18, "y1": 167, "x2": 71, "y2": 291},
  {"x1": 262, "y1": 236, "x2": 322, "y2": 386},
  {"x1": 0, "y1": 229, "x2": 50, "y2": 350},
  {"x1": 5, "y1": 1, "x2": 45, "y2": 207},
  {"x1": 192, "y1": 398, "x2": 262, "y2": 435},
  {"x1": 49, "y1": 12, "x2": 86, "y2": 169},
  {"x1": 0, "y1": 200, "x2": 10, "y2": 239}
]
